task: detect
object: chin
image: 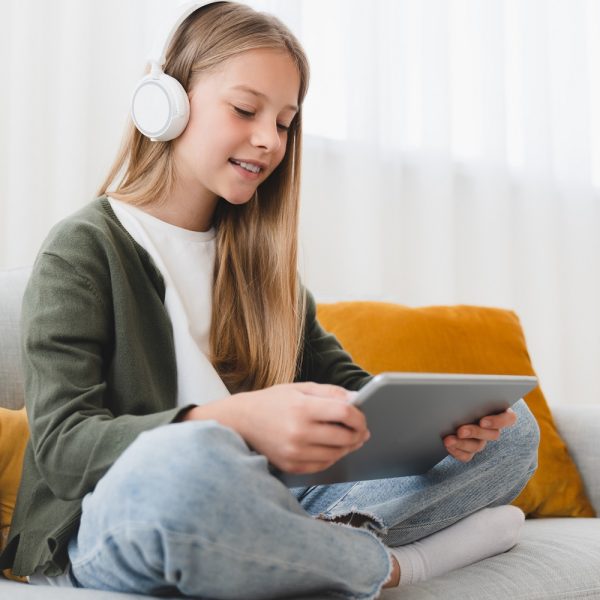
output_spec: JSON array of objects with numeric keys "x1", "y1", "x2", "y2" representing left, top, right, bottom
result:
[{"x1": 222, "y1": 191, "x2": 257, "y2": 205}]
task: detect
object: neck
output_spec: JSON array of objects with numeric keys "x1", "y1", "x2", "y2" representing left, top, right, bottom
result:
[{"x1": 110, "y1": 186, "x2": 219, "y2": 233}]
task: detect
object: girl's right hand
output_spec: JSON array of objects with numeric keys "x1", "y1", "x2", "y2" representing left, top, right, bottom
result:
[{"x1": 231, "y1": 382, "x2": 370, "y2": 475}]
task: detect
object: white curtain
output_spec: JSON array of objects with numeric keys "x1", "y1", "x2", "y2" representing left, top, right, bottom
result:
[{"x1": 2, "y1": 0, "x2": 599, "y2": 406}]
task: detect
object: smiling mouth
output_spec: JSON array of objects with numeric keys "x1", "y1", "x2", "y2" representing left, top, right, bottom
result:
[{"x1": 229, "y1": 159, "x2": 263, "y2": 174}]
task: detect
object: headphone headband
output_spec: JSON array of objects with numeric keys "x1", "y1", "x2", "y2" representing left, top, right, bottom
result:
[{"x1": 148, "y1": 1, "x2": 221, "y2": 71}]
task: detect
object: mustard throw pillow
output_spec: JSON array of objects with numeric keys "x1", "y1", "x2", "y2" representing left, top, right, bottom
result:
[
  {"x1": 0, "y1": 406, "x2": 29, "y2": 582},
  {"x1": 316, "y1": 301, "x2": 596, "y2": 518}
]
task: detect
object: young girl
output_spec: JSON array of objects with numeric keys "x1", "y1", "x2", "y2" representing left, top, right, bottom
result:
[{"x1": 1, "y1": 2, "x2": 539, "y2": 598}]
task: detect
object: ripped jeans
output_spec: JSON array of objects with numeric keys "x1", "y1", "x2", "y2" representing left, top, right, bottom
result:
[{"x1": 66, "y1": 398, "x2": 539, "y2": 600}]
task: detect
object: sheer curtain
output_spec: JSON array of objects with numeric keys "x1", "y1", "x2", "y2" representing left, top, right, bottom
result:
[{"x1": 1, "y1": 0, "x2": 599, "y2": 406}]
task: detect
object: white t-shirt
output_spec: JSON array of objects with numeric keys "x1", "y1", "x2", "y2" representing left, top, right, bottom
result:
[
  {"x1": 29, "y1": 197, "x2": 230, "y2": 587},
  {"x1": 107, "y1": 197, "x2": 231, "y2": 408}
]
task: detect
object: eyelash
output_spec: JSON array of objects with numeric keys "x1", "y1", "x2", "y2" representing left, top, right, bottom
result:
[{"x1": 234, "y1": 107, "x2": 290, "y2": 132}]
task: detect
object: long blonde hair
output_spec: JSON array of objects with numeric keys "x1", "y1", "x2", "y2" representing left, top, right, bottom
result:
[{"x1": 97, "y1": 2, "x2": 310, "y2": 394}]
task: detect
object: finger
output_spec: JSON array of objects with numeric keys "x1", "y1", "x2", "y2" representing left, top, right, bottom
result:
[
  {"x1": 446, "y1": 437, "x2": 487, "y2": 454},
  {"x1": 295, "y1": 381, "x2": 351, "y2": 400},
  {"x1": 446, "y1": 446, "x2": 475, "y2": 463},
  {"x1": 479, "y1": 408, "x2": 518, "y2": 430},
  {"x1": 307, "y1": 422, "x2": 370, "y2": 448},
  {"x1": 307, "y1": 397, "x2": 369, "y2": 434},
  {"x1": 455, "y1": 425, "x2": 501, "y2": 442},
  {"x1": 284, "y1": 444, "x2": 356, "y2": 472},
  {"x1": 285, "y1": 433, "x2": 368, "y2": 474}
]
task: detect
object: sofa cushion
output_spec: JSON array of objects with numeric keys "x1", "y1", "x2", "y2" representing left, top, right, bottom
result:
[
  {"x1": 0, "y1": 407, "x2": 29, "y2": 583},
  {"x1": 384, "y1": 518, "x2": 600, "y2": 599},
  {"x1": 316, "y1": 301, "x2": 596, "y2": 518}
]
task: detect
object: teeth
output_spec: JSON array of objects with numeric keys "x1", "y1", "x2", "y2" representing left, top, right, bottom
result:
[{"x1": 232, "y1": 159, "x2": 261, "y2": 174}]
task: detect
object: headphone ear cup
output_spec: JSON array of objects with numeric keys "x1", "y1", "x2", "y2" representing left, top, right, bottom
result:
[{"x1": 131, "y1": 72, "x2": 190, "y2": 142}]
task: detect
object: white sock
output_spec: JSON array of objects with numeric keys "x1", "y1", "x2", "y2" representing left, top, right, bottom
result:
[{"x1": 387, "y1": 505, "x2": 525, "y2": 586}]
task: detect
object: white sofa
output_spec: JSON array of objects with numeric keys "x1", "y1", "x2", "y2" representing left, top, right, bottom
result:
[{"x1": 1, "y1": 266, "x2": 599, "y2": 600}]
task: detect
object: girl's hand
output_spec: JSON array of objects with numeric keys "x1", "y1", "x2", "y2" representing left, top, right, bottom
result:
[
  {"x1": 443, "y1": 407, "x2": 517, "y2": 462},
  {"x1": 230, "y1": 382, "x2": 371, "y2": 475}
]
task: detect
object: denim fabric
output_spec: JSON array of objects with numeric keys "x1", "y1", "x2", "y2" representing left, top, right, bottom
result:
[{"x1": 67, "y1": 399, "x2": 539, "y2": 599}]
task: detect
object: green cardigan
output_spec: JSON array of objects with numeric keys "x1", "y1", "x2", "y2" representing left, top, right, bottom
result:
[{"x1": 1, "y1": 197, "x2": 374, "y2": 577}]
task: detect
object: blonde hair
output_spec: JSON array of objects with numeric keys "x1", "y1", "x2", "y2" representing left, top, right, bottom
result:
[{"x1": 97, "y1": 2, "x2": 310, "y2": 395}]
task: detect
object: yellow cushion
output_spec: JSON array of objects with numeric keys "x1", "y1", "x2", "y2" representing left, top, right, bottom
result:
[
  {"x1": 0, "y1": 406, "x2": 29, "y2": 582},
  {"x1": 316, "y1": 301, "x2": 596, "y2": 518}
]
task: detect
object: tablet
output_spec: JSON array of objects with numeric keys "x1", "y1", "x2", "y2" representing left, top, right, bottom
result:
[{"x1": 277, "y1": 372, "x2": 538, "y2": 487}]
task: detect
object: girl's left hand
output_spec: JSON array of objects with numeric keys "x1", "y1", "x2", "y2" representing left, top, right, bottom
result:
[{"x1": 443, "y1": 408, "x2": 517, "y2": 462}]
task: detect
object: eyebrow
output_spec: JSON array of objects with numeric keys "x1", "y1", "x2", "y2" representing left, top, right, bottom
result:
[{"x1": 230, "y1": 85, "x2": 298, "y2": 113}]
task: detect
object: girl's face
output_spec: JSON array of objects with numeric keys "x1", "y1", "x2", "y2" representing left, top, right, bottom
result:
[{"x1": 173, "y1": 48, "x2": 300, "y2": 208}]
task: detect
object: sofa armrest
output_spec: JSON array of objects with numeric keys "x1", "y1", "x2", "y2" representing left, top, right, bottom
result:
[{"x1": 551, "y1": 404, "x2": 600, "y2": 516}]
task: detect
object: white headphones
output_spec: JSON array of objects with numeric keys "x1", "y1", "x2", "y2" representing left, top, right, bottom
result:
[{"x1": 131, "y1": 1, "x2": 229, "y2": 142}]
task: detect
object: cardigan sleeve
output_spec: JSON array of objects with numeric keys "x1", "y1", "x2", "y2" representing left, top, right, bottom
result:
[
  {"x1": 21, "y1": 251, "x2": 192, "y2": 502},
  {"x1": 296, "y1": 286, "x2": 375, "y2": 392}
]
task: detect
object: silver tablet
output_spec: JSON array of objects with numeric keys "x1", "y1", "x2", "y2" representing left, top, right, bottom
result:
[{"x1": 278, "y1": 372, "x2": 538, "y2": 487}]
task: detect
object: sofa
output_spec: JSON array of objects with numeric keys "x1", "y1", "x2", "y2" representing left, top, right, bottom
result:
[{"x1": 1, "y1": 265, "x2": 599, "y2": 600}]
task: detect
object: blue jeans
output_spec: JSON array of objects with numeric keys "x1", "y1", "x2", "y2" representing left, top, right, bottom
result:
[{"x1": 67, "y1": 399, "x2": 539, "y2": 599}]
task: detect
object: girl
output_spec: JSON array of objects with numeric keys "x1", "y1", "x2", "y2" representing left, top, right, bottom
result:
[{"x1": 1, "y1": 2, "x2": 539, "y2": 598}]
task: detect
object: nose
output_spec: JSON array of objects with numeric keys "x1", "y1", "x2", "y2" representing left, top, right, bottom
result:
[{"x1": 251, "y1": 117, "x2": 282, "y2": 153}]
